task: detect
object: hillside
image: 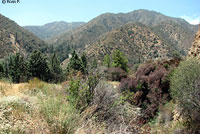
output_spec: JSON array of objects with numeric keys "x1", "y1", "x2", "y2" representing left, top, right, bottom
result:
[
  {"x1": 85, "y1": 23, "x2": 174, "y2": 63},
  {"x1": 152, "y1": 21, "x2": 196, "y2": 55},
  {"x1": 24, "y1": 21, "x2": 85, "y2": 40},
  {"x1": 188, "y1": 25, "x2": 200, "y2": 58},
  {"x1": 0, "y1": 14, "x2": 48, "y2": 58},
  {"x1": 51, "y1": 9, "x2": 198, "y2": 61}
]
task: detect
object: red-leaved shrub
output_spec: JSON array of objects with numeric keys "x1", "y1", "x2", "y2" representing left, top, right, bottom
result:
[{"x1": 119, "y1": 59, "x2": 180, "y2": 122}]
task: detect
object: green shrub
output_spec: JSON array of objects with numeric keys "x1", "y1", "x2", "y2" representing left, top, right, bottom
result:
[
  {"x1": 170, "y1": 58, "x2": 200, "y2": 132},
  {"x1": 66, "y1": 74, "x2": 100, "y2": 111},
  {"x1": 40, "y1": 97, "x2": 79, "y2": 134},
  {"x1": 170, "y1": 58, "x2": 200, "y2": 112},
  {"x1": 66, "y1": 78, "x2": 81, "y2": 109},
  {"x1": 103, "y1": 54, "x2": 111, "y2": 67}
]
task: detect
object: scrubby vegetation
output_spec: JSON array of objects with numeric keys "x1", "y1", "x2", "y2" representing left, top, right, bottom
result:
[
  {"x1": 170, "y1": 58, "x2": 200, "y2": 133},
  {"x1": 66, "y1": 73, "x2": 100, "y2": 111},
  {"x1": 171, "y1": 58, "x2": 200, "y2": 112},
  {"x1": 1, "y1": 48, "x2": 200, "y2": 134},
  {"x1": 104, "y1": 50, "x2": 128, "y2": 81}
]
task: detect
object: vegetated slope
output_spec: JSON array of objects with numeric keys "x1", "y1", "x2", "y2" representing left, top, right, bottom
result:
[
  {"x1": 24, "y1": 21, "x2": 85, "y2": 40},
  {"x1": 51, "y1": 9, "x2": 198, "y2": 61},
  {"x1": 188, "y1": 25, "x2": 200, "y2": 58},
  {"x1": 85, "y1": 23, "x2": 174, "y2": 63},
  {"x1": 0, "y1": 14, "x2": 48, "y2": 58},
  {"x1": 152, "y1": 21, "x2": 196, "y2": 55}
]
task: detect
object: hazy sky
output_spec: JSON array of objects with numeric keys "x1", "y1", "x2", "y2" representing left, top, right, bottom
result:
[{"x1": 0, "y1": 0, "x2": 200, "y2": 26}]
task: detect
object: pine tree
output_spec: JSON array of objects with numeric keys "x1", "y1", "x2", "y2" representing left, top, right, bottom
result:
[
  {"x1": 80, "y1": 53, "x2": 87, "y2": 74},
  {"x1": 0, "y1": 60, "x2": 4, "y2": 79},
  {"x1": 28, "y1": 50, "x2": 50, "y2": 82},
  {"x1": 49, "y1": 53, "x2": 63, "y2": 83},
  {"x1": 112, "y1": 50, "x2": 128, "y2": 72},
  {"x1": 5, "y1": 53, "x2": 27, "y2": 83},
  {"x1": 67, "y1": 50, "x2": 82, "y2": 72}
]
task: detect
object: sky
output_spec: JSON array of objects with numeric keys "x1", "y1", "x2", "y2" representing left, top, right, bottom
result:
[{"x1": 0, "y1": 0, "x2": 200, "y2": 26}]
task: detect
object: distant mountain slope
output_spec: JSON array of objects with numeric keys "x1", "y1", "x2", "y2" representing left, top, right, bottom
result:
[
  {"x1": 24, "y1": 21, "x2": 85, "y2": 40},
  {"x1": 151, "y1": 21, "x2": 196, "y2": 55},
  {"x1": 51, "y1": 9, "x2": 198, "y2": 61},
  {"x1": 85, "y1": 23, "x2": 174, "y2": 64},
  {"x1": 0, "y1": 14, "x2": 48, "y2": 58}
]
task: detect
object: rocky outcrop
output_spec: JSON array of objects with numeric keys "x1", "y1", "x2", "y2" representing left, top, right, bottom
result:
[{"x1": 188, "y1": 24, "x2": 200, "y2": 58}]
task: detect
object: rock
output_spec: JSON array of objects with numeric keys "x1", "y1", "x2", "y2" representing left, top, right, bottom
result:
[{"x1": 188, "y1": 24, "x2": 200, "y2": 58}]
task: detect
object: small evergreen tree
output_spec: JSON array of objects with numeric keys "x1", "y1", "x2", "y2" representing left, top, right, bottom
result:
[
  {"x1": 28, "y1": 50, "x2": 50, "y2": 82},
  {"x1": 5, "y1": 53, "x2": 27, "y2": 83},
  {"x1": 103, "y1": 54, "x2": 111, "y2": 67},
  {"x1": 0, "y1": 60, "x2": 5, "y2": 79},
  {"x1": 49, "y1": 53, "x2": 63, "y2": 83},
  {"x1": 112, "y1": 50, "x2": 128, "y2": 72},
  {"x1": 67, "y1": 50, "x2": 86, "y2": 73},
  {"x1": 80, "y1": 53, "x2": 87, "y2": 74}
]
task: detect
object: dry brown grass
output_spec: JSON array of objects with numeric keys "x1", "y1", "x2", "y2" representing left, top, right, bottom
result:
[
  {"x1": 0, "y1": 80, "x2": 51, "y2": 133},
  {"x1": 0, "y1": 81, "x2": 27, "y2": 97}
]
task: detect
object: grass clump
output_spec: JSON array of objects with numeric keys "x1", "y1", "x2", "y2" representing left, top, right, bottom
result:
[{"x1": 39, "y1": 96, "x2": 79, "y2": 134}]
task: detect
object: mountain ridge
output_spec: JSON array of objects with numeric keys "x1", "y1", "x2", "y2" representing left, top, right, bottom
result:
[
  {"x1": 50, "y1": 9, "x2": 198, "y2": 61},
  {"x1": 0, "y1": 13, "x2": 48, "y2": 58},
  {"x1": 24, "y1": 21, "x2": 85, "y2": 40},
  {"x1": 85, "y1": 22, "x2": 175, "y2": 63}
]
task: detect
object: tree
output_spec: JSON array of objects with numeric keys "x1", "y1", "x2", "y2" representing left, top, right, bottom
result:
[
  {"x1": 170, "y1": 58, "x2": 200, "y2": 113},
  {"x1": 112, "y1": 50, "x2": 128, "y2": 72},
  {"x1": 5, "y1": 53, "x2": 27, "y2": 83},
  {"x1": 0, "y1": 60, "x2": 5, "y2": 79},
  {"x1": 28, "y1": 50, "x2": 50, "y2": 82},
  {"x1": 67, "y1": 50, "x2": 86, "y2": 73},
  {"x1": 49, "y1": 53, "x2": 63, "y2": 83},
  {"x1": 67, "y1": 50, "x2": 81, "y2": 71},
  {"x1": 103, "y1": 54, "x2": 111, "y2": 67},
  {"x1": 80, "y1": 53, "x2": 87, "y2": 74}
]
